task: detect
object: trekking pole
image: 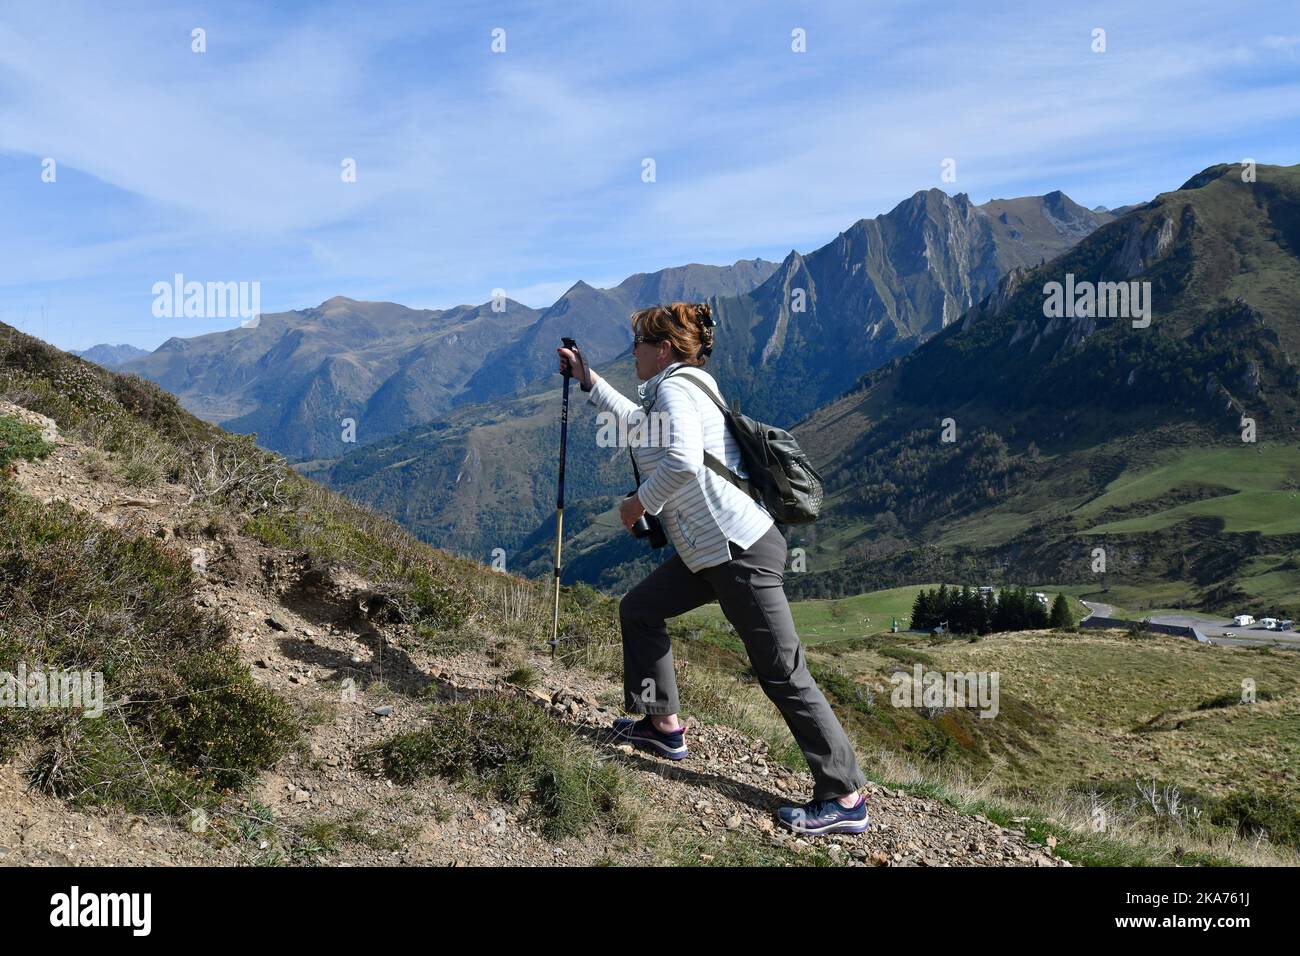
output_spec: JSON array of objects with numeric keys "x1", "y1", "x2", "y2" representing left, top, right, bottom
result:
[{"x1": 550, "y1": 336, "x2": 578, "y2": 657}]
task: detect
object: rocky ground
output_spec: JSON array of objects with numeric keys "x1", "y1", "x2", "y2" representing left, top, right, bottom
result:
[{"x1": 0, "y1": 398, "x2": 1068, "y2": 867}]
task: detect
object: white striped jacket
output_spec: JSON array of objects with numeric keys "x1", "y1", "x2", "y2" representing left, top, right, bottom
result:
[{"x1": 587, "y1": 361, "x2": 774, "y2": 572}]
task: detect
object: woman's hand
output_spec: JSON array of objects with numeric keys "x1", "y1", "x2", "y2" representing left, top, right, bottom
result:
[
  {"x1": 557, "y1": 347, "x2": 595, "y2": 391},
  {"x1": 619, "y1": 492, "x2": 647, "y2": 532}
]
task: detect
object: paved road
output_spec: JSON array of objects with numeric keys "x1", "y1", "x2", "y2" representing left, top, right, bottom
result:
[{"x1": 1080, "y1": 600, "x2": 1114, "y2": 619}]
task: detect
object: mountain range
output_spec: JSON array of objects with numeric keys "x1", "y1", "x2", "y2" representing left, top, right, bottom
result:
[
  {"x1": 699, "y1": 189, "x2": 1116, "y2": 426},
  {"x1": 119, "y1": 262, "x2": 783, "y2": 460},
  {"x1": 121, "y1": 189, "x2": 1113, "y2": 465},
  {"x1": 71, "y1": 343, "x2": 150, "y2": 368},
  {"x1": 322, "y1": 163, "x2": 1300, "y2": 619},
  {"x1": 109, "y1": 167, "x2": 1295, "y2": 618},
  {"x1": 314, "y1": 188, "x2": 1119, "y2": 572},
  {"x1": 120, "y1": 296, "x2": 544, "y2": 460}
]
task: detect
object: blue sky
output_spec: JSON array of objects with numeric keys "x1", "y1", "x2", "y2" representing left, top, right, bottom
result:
[{"x1": 1, "y1": 0, "x2": 1297, "y2": 351}]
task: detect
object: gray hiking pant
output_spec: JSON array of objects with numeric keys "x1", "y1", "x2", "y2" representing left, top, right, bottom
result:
[{"x1": 618, "y1": 522, "x2": 867, "y2": 800}]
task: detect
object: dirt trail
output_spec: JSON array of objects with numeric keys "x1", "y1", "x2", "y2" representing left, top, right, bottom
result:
[{"x1": 0, "y1": 400, "x2": 1068, "y2": 867}]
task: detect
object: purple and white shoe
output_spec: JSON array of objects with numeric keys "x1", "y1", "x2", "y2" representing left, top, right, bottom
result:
[
  {"x1": 776, "y1": 794, "x2": 870, "y2": 835},
  {"x1": 611, "y1": 716, "x2": 689, "y2": 760}
]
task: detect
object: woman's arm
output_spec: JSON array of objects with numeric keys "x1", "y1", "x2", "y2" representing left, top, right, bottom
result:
[
  {"x1": 557, "y1": 348, "x2": 641, "y2": 431},
  {"x1": 584, "y1": 371, "x2": 643, "y2": 433}
]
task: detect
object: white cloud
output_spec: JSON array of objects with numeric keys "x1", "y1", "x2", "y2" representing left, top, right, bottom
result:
[{"x1": 2, "y1": 0, "x2": 1298, "y2": 350}]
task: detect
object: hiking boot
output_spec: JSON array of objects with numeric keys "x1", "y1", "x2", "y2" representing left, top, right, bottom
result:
[
  {"x1": 611, "y1": 715, "x2": 689, "y2": 760},
  {"x1": 776, "y1": 793, "x2": 869, "y2": 835}
]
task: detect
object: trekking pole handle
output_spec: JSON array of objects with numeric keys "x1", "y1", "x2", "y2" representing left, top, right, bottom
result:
[{"x1": 560, "y1": 337, "x2": 578, "y2": 378}]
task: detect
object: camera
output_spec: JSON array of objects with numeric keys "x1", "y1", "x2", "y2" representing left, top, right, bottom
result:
[{"x1": 628, "y1": 492, "x2": 668, "y2": 548}]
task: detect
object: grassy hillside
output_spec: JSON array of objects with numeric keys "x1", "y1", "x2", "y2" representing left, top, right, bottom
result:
[
  {"x1": 3, "y1": 290, "x2": 1296, "y2": 866},
  {"x1": 0, "y1": 320, "x2": 608, "y2": 833},
  {"x1": 680, "y1": 582, "x2": 1085, "y2": 643},
  {"x1": 665, "y1": 597, "x2": 1300, "y2": 860},
  {"x1": 1073, "y1": 444, "x2": 1300, "y2": 535},
  {"x1": 0, "y1": 319, "x2": 1085, "y2": 868}
]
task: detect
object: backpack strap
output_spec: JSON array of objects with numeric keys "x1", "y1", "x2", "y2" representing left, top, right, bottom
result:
[{"x1": 670, "y1": 372, "x2": 761, "y2": 503}]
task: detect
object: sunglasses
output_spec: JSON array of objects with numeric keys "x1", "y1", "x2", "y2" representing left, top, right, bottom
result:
[{"x1": 633, "y1": 334, "x2": 665, "y2": 346}]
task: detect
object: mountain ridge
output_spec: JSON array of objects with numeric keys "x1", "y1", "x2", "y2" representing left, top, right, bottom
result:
[
  {"x1": 322, "y1": 187, "x2": 1116, "y2": 567},
  {"x1": 122, "y1": 262, "x2": 782, "y2": 459},
  {"x1": 779, "y1": 161, "x2": 1300, "y2": 610},
  {"x1": 71, "y1": 343, "x2": 150, "y2": 368}
]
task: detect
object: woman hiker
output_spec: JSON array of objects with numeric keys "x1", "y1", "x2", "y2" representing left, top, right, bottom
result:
[{"x1": 556, "y1": 302, "x2": 869, "y2": 836}]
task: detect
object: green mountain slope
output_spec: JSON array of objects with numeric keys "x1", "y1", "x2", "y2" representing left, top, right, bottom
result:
[
  {"x1": 784, "y1": 163, "x2": 1300, "y2": 615},
  {"x1": 698, "y1": 189, "x2": 1114, "y2": 427}
]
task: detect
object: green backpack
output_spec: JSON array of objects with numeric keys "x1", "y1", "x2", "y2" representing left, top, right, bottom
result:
[{"x1": 669, "y1": 369, "x2": 825, "y2": 525}]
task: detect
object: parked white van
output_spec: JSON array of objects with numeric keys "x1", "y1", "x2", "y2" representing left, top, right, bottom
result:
[{"x1": 1233, "y1": 614, "x2": 1255, "y2": 627}]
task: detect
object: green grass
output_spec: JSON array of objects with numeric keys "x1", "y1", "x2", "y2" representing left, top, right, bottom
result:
[
  {"x1": 683, "y1": 582, "x2": 1077, "y2": 644},
  {"x1": 670, "y1": 572, "x2": 1300, "y2": 861},
  {"x1": 681, "y1": 580, "x2": 901, "y2": 638},
  {"x1": 1076, "y1": 444, "x2": 1300, "y2": 534},
  {"x1": 1093, "y1": 572, "x2": 1300, "y2": 620},
  {"x1": 958, "y1": 796, "x2": 1233, "y2": 867},
  {"x1": 912, "y1": 631, "x2": 1300, "y2": 799},
  {"x1": 1079, "y1": 580, "x2": 1206, "y2": 617},
  {"x1": 680, "y1": 587, "x2": 915, "y2": 644},
  {"x1": 932, "y1": 509, "x2": 1048, "y2": 549},
  {"x1": 1089, "y1": 491, "x2": 1300, "y2": 535},
  {"x1": 0, "y1": 415, "x2": 53, "y2": 470},
  {"x1": 504, "y1": 664, "x2": 541, "y2": 689},
  {"x1": 295, "y1": 811, "x2": 419, "y2": 858},
  {"x1": 1236, "y1": 567, "x2": 1300, "y2": 606},
  {"x1": 366, "y1": 693, "x2": 642, "y2": 841},
  {"x1": 1138, "y1": 608, "x2": 1227, "y2": 621},
  {"x1": 1, "y1": 484, "x2": 299, "y2": 813}
]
